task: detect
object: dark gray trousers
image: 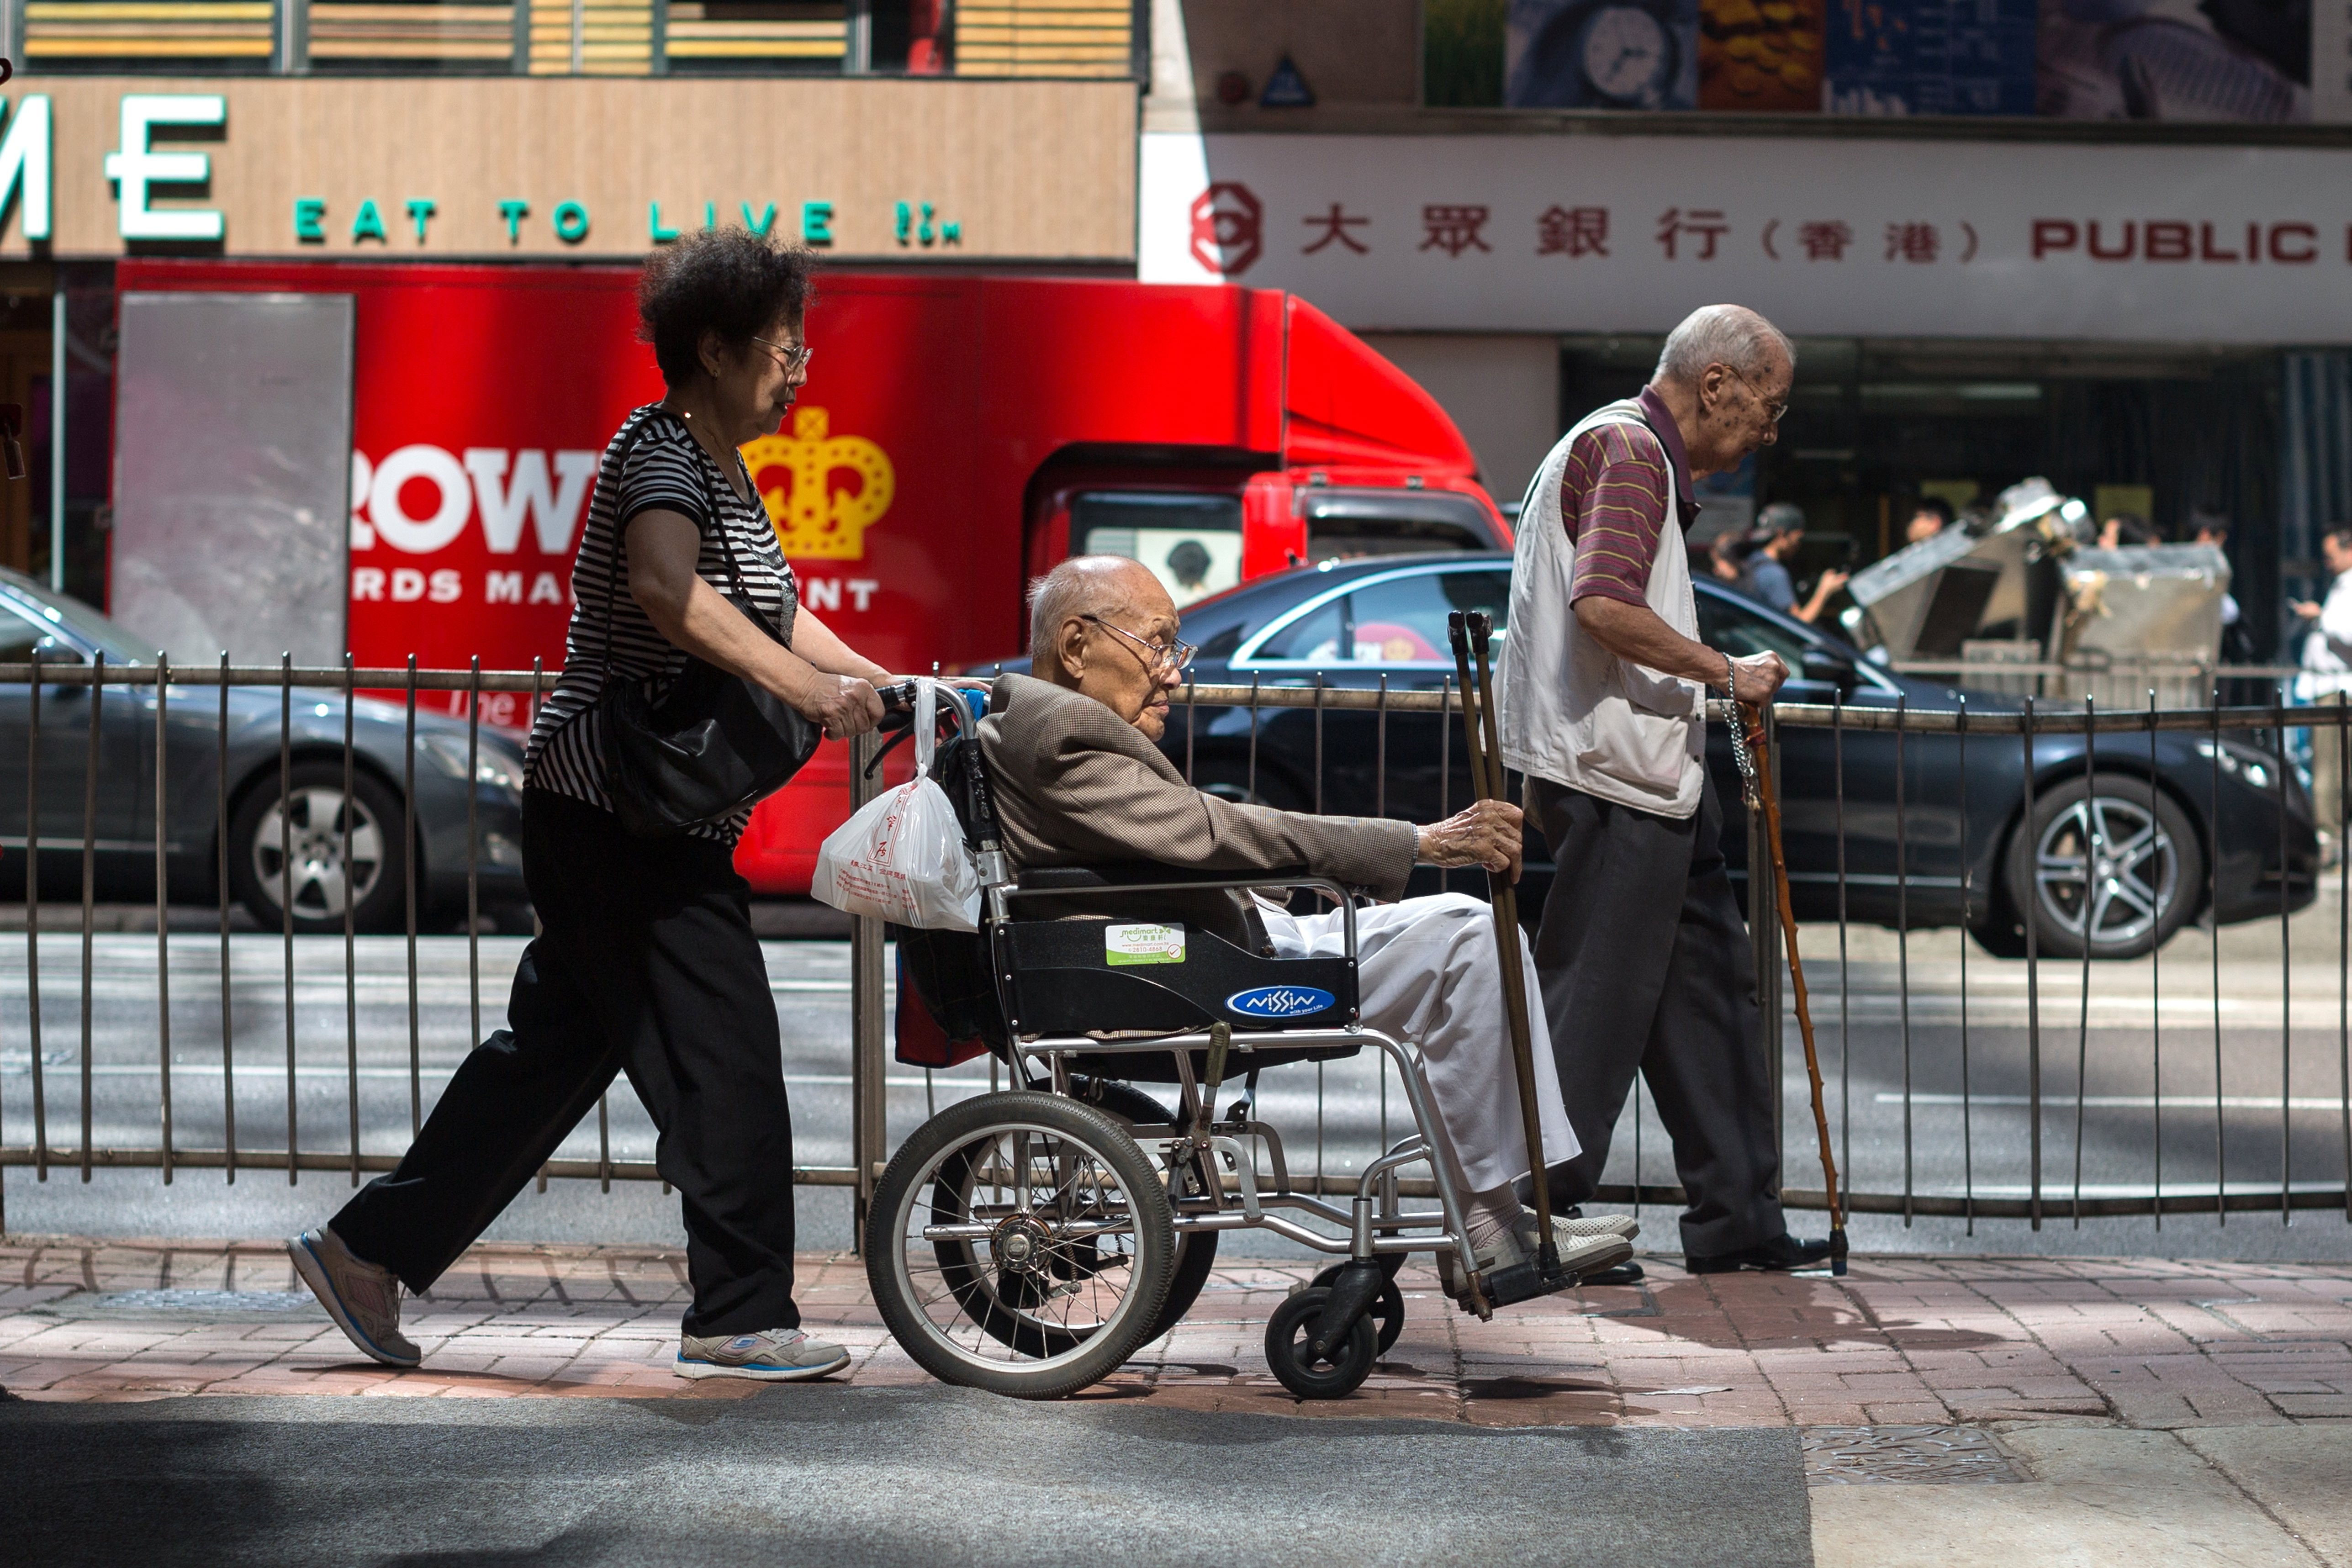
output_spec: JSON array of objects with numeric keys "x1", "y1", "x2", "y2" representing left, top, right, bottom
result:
[{"x1": 1528, "y1": 772, "x2": 1786, "y2": 1256}]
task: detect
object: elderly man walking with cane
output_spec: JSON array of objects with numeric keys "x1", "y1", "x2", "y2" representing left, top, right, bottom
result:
[{"x1": 1499, "y1": 303, "x2": 1831, "y2": 1274}]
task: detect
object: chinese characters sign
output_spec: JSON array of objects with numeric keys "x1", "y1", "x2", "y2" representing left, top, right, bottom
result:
[{"x1": 1139, "y1": 131, "x2": 2352, "y2": 342}]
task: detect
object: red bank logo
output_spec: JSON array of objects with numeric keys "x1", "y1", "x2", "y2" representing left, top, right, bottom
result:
[{"x1": 1190, "y1": 183, "x2": 1263, "y2": 278}]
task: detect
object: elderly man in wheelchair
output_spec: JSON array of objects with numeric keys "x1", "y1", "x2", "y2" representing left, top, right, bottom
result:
[{"x1": 863, "y1": 556, "x2": 1635, "y2": 1400}]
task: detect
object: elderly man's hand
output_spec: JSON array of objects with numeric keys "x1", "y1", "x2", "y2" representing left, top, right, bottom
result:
[
  {"x1": 1731, "y1": 650, "x2": 1788, "y2": 706},
  {"x1": 1415, "y1": 799, "x2": 1525, "y2": 883}
]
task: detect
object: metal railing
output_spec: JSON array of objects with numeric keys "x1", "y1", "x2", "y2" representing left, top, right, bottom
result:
[{"x1": 3, "y1": 663, "x2": 2348, "y2": 1241}]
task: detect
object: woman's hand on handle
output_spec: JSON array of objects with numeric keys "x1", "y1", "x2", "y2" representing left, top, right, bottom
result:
[{"x1": 793, "y1": 670, "x2": 885, "y2": 739}]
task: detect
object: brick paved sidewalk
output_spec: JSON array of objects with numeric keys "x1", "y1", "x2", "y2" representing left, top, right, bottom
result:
[{"x1": 3, "y1": 1237, "x2": 2348, "y2": 1427}]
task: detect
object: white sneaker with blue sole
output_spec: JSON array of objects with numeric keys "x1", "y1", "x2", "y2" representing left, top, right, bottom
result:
[
  {"x1": 288, "y1": 1227, "x2": 422, "y2": 1368},
  {"x1": 676, "y1": 1327, "x2": 851, "y2": 1381}
]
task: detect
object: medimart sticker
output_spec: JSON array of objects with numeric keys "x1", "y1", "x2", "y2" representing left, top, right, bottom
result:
[{"x1": 1105, "y1": 923, "x2": 1186, "y2": 966}]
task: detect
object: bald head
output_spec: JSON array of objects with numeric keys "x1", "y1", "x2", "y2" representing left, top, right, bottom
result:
[
  {"x1": 1027, "y1": 555, "x2": 1164, "y2": 669},
  {"x1": 1654, "y1": 304, "x2": 1794, "y2": 388},
  {"x1": 1027, "y1": 554, "x2": 1184, "y2": 740}
]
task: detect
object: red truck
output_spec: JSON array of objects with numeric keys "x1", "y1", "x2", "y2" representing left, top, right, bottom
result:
[{"x1": 114, "y1": 261, "x2": 1509, "y2": 892}]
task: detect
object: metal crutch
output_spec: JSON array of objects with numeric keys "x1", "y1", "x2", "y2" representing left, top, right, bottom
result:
[
  {"x1": 1734, "y1": 701, "x2": 1850, "y2": 1275},
  {"x1": 1445, "y1": 610, "x2": 1572, "y2": 1307}
]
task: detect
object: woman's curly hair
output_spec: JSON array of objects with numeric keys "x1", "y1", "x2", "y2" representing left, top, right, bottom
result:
[{"x1": 637, "y1": 229, "x2": 816, "y2": 387}]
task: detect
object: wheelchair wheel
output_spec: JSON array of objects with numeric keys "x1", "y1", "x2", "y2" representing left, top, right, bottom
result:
[
  {"x1": 1264, "y1": 1286, "x2": 1378, "y2": 1400},
  {"x1": 1077, "y1": 1077, "x2": 1220, "y2": 1344},
  {"x1": 1309, "y1": 1262, "x2": 1406, "y2": 1357},
  {"x1": 867, "y1": 1090, "x2": 1174, "y2": 1399}
]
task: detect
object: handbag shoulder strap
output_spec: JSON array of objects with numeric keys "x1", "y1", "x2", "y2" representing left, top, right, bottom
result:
[{"x1": 596, "y1": 407, "x2": 760, "y2": 649}]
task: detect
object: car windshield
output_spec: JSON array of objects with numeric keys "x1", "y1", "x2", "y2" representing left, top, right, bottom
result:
[
  {"x1": 0, "y1": 571, "x2": 156, "y2": 664},
  {"x1": 1694, "y1": 585, "x2": 1815, "y2": 665}
]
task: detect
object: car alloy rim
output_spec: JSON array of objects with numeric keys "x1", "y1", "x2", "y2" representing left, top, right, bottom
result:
[
  {"x1": 251, "y1": 787, "x2": 386, "y2": 920},
  {"x1": 2034, "y1": 795, "x2": 2176, "y2": 947}
]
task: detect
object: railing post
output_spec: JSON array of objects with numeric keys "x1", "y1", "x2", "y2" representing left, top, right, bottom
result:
[{"x1": 849, "y1": 729, "x2": 886, "y2": 1254}]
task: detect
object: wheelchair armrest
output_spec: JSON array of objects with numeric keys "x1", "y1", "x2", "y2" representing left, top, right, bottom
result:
[
  {"x1": 1001, "y1": 863, "x2": 1364, "y2": 959},
  {"x1": 1015, "y1": 861, "x2": 1309, "y2": 892}
]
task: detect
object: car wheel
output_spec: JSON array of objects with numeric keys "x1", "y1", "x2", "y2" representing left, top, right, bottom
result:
[
  {"x1": 229, "y1": 762, "x2": 409, "y2": 934},
  {"x1": 2000, "y1": 776, "x2": 2202, "y2": 961}
]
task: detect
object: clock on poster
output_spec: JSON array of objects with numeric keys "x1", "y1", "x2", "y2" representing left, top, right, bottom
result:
[{"x1": 1507, "y1": 0, "x2": 1699, "y2": 110}]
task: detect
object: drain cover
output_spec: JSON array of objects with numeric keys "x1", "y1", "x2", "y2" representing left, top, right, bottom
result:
[
  {"x1": 39, "y1": 1289, "x2": 322, "y2": 1321},
  {"x1": 1803, "y1": 1425, "x2": 2020, "y2": 1486}
]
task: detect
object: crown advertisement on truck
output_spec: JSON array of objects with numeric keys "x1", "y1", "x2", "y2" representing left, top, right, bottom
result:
[{"x1": 108, "y1": 260, "x2": 1507, "y2": 899}]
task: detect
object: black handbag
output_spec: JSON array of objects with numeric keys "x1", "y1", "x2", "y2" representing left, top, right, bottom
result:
[{"x1": 592, "y1": 414, "x2": 822, "y2": 838}]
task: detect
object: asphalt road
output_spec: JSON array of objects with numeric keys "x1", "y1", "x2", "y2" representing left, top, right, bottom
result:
[
  {"x1": 0, "y1": 1388, "x2": 1809, "y2": 1568},
  {"x1": 3, "y1": 898, "x2": 2351, "y2": 1261}
]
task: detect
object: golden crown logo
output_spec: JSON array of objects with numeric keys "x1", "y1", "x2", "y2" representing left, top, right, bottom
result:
[{"x1": 740, "y1": 406, "x2": 894, "y2": 561}]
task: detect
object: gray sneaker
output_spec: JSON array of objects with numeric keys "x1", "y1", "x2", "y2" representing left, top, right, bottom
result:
[
  {"x1": 1511, "y1": 1222, "x2": 1636, "y2": 1281},
  {"x1": 1525, "y1": 1209, "x2": 1640, "y2": 1242},
  {"x1": 288, "y1": 1227, "x2": 421, "y2": 1368},
  {"x1": 676, "y1": 1327, "x2": 851, "y2": 1382}
]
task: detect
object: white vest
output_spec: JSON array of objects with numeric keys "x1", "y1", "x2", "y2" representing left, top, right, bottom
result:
[{"x1": 1497, "y1": 400, "x2": 1707, "y2": 820}]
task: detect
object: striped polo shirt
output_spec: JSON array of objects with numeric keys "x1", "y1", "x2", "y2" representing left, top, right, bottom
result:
[
  {"x1": 1561, "y1": 384, "x2": 1699, "y2": 609},
  {"x1": 523, "y1": 403, "x2": 799, "y2": 845}
]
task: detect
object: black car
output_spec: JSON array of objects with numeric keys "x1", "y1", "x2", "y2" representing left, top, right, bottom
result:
[
  {"x1": 1121, "y1": 552, "x2": 2314, "y2": 961},
  {"x1": 0, "y1": 570, "x2": 526, "y2": 933}
]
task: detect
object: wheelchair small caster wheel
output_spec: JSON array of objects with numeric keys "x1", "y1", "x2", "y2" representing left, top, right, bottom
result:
[
  {"x1": 1310, "y1": 1263, "x2": 1406, "y2": 1357},
  {"x1": 1265, "y1": 1286, "x2": 1377, "y2": 1400}
]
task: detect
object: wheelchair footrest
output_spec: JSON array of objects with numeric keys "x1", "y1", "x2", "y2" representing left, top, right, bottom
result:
[{"x1": 1477, "y1": 1258, "x2": 1584, "y2": 1309}]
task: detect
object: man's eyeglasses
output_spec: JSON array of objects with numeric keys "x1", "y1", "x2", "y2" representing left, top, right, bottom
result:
[
  {"x1": 1081, "y1": 613, "x2": 1195, "y2": 674},
  {"x1": 751, "y1": 336, "x2": 814, "y2": 374},
  {"x1": 1727, "y1": 363, "x2": 1789, "y2": 424}
]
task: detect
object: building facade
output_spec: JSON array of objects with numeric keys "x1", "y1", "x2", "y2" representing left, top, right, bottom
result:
[{"x1": 1143, "y1": 0, "x2": 2352, "y2": 660}]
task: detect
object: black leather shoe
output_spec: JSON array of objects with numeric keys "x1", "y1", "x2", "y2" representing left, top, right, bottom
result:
[
  {"x1": 1579, "y1": 1262, "x2": 1644, "y2": 1287},
  {"x1": 1683, "y1": 1235, "x2": 1833, "y2": 1274}
]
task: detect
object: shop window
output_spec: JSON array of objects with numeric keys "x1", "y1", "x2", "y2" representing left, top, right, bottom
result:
[
  {"x1": 309, "y1": 0, "x2": 519, "y2": 72},
  {"x1": 25, "y1": 0, "x2": 276, "y2": 71},
  {"x1": 664, "y1": 0, "x2": 847, "y2": 72},
  {"x1": 524, "y1": 0, "x2": 653, "y2": 73},
  {"x1": 953, "y1": 0, "x2": 1135, "y2": 77}
]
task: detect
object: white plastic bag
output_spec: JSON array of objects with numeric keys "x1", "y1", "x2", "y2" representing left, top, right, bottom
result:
[{"x1": 811, "y1": 678, "x2": 982, "y2": 931}]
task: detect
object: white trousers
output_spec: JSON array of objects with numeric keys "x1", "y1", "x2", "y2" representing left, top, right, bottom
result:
[{"x1": 1256, "y1": 892, "x2": 1579, "y2": 1194}]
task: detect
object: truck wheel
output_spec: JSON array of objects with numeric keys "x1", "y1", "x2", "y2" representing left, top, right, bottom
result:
[
  {"x1": 229, "y1": 762, "x2": 408, "y2": 934},
  {"x1": 2000, "y1": 776, "x2": 2201, "y2": 961}
]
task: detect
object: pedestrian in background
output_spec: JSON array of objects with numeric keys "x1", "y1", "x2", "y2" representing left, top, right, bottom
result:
[
  {"x1": 2294, "y1": 526, "x2": 2352, "y2": 861},
  {"x1": 290, "y1": 229, "x2": 891, "y2": 1382},
  {"x1": 1499, "y1": 302, "x2": 1829, "y2": 1275},
  {"x1": 1746, "y1": 502, "x2": 1848, "y2": 625},
  {"x1": 1905, "y1": 497, "x2": 1953, "y2": 545}
]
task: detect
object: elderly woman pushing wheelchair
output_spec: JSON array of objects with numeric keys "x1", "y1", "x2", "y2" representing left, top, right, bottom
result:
[{"x1": 979, "y1": 555, "x2": 1639, "y2": 1294}]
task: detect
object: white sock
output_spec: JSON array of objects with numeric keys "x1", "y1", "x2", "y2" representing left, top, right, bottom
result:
[{"x1": 1464, "y1": 1185, "x2": 1523, "y2": 1253}]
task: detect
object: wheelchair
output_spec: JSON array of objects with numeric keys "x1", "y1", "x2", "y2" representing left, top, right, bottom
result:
[{"x1": 862, "y1": 682, "x2": 1493, "y2": 1402}]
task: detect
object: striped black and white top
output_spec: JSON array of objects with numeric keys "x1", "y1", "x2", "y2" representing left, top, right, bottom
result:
[{"x1": 523, "y1": 404, "x2": 799, "y2": 845}]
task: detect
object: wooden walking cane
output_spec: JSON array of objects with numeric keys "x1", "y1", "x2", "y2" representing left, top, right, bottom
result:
[
  {"x1": 1444, "y1": 610, "x2": 1566, "y2": 1308},
  {"x1": 1735, "y1": 701, "x2": 1849, "y2": 1276}
]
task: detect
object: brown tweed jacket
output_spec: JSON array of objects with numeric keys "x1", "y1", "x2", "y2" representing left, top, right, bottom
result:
[{"x1": 979, "y1": 673, "x2": 1417, "y2": 949}]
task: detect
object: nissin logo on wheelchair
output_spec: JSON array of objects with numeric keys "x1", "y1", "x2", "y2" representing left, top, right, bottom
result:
[{"x1": 1225, "y1": 986, "x2": 1338, "y2": 1020}]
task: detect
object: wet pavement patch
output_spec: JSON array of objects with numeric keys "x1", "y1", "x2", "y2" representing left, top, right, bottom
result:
[{"x1": 1803, "y1": 1425, "x2": 2022, "y2": 1486}]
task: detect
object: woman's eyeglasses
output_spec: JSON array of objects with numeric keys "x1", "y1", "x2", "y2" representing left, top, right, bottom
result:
[{"x1": 751, "y1": 336, "x2": 814, "y2": 374}]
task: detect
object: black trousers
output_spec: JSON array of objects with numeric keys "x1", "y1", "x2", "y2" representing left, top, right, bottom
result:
[
  {"x1": 1528, "y1": 773, "x2": 1786, "y2": 1257},
  {"x1": 333, "y1": 789, "x2": 800, "y2": 1337}
]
